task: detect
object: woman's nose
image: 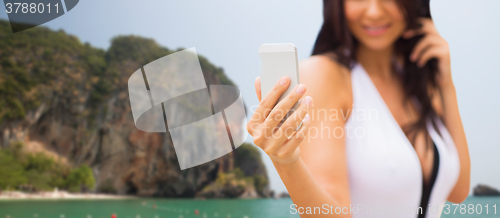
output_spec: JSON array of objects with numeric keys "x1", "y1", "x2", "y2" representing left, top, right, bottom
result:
[{"x1": 365, "y1": 0, "x2": 384, "y2": 20}]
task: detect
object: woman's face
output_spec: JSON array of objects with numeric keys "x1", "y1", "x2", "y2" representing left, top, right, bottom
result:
[{"x1": 344, "y1": 0, "x2": 406, "y2": 51}]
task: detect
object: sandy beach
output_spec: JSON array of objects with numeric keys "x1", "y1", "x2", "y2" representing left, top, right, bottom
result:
[{"x1": 0, "y1": 190, "x2": 135, "y2": 200}]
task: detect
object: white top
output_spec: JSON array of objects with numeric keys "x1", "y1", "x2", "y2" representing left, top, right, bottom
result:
[{"x1": 345, "y1": 63, "x2": 460, "y2": 218}]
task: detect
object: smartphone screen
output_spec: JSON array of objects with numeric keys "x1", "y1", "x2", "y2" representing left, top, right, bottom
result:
[{"x1": 259, "y1": 43, "x2": 300, "y2": 111}]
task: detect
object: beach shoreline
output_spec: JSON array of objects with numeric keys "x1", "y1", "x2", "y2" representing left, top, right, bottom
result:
[{"x1": 0, "y1": 190, "x2": 136, "y2": 200}]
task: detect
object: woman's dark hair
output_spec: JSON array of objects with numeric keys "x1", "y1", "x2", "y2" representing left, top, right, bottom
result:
[{"x1": 312, "y1": 0, "x2": 439, "y2": 146}]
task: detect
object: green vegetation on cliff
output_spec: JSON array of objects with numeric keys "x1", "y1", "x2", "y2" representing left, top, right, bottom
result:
[
  {"x1": 0, "y1": 142, "x2": 95, "y2": 192},
  {"x1": 0, "y1": 20, "x2": 107, "y2": 123},
  {"x1": 195, "y1": 143, "x2": 270, "y2": 198},
  {"x1": 234, "y1": 143, "x2": 269, "y2": 195},
  {"x1": 0, "y1": 20, "x2": 234, "y2": 124}
]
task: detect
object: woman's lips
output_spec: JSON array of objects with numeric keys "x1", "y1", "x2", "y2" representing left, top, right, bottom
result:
[{"x1": 362, "y1": 24, "x2": 391, "y2": 36}]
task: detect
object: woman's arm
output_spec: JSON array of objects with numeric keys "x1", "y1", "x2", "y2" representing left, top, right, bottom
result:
[
  {"x1": 278, "y1": 56, "x2": 353, "y2": 217},
  {"x1": 439, "y1": 84, "x2": 471, "y2": 203},
  {"x1": 248, "y1": 56, "x2": 352, "y2": 217}
]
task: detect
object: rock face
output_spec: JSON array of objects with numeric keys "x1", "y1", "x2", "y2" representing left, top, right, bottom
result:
[
  {"x1": 0, "y1": 20, "x2": 270, "y2": 198},
  {"x1": 473, "y1": 184, "x2": 500, "y2": 196}
]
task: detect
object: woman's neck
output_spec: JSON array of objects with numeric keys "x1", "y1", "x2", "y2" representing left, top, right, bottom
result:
[{"x1": 356, "y1": 44, "x2": 394, "y2": 79}]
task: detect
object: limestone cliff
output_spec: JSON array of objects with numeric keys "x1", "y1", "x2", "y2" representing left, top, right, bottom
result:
[
  {"x1": 473, "y1": 184, "x2": 500, "y2": 196},
  {"x1": 0, "y1": 20, "x2": 270, "y2": 198}
]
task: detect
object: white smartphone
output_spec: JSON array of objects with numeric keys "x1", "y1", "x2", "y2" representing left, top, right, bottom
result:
[{"x1": 259, "y1": 43, "x2": 300, "y2": 111}]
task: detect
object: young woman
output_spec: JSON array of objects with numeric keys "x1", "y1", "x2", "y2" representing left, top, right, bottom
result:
[{"x1": 247, "y1": 0, "x2": 470, "y2": 217}]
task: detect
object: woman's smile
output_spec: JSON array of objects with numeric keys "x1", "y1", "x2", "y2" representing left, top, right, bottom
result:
[{"x1": 362, "y1": 23, "x2": 391, "y2": 36}]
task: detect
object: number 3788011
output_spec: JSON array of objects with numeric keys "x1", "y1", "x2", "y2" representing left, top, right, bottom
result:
[
  {"x1": 443, "y1": 204, "x2": 496, "y2": 215},
  {"x1": 5, "y1": 3, "x2": 60, "y2": 14}
]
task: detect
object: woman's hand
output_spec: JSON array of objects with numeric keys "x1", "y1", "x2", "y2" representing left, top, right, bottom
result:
[
  {"x1": 247, "y1": 76, "x2": 313, "y2": 165},
  {"x1": 403, "y1": 18, "x2": 453, "y2": 89}
]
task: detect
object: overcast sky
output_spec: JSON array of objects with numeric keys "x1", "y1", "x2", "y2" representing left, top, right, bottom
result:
[{"x1": 1, "y1": 0, "x2": 499, "y2": 194}]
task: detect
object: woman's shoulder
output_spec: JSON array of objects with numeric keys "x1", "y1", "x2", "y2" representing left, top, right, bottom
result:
[
  {"x1": 299, "y1": 54, "x2": 352, "y2": 109},
  {"x1": 299, "y1": 54, "x2": 351, "y2": 87}
]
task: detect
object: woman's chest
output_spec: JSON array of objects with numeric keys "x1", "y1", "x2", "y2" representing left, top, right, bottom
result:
[{"x1": 371, "y1": 81, "x2": 436, "y2": 184}]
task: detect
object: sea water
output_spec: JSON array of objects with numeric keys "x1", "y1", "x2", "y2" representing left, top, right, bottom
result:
[{"x1": 0, "y1": 197, "x2": 498, "y2": 218}]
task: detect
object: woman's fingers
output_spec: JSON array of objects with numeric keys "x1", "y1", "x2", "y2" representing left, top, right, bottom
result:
[
  {"x1": 406, "y1": 18, "x2": 446, "y2": 68},
  {"x1": 252, "y1": 76, "x2": 290, "y2": 122},
  {"x1": 262, "y1": 84, "x2": 307, "y2": 134},
  {"x1": 410, "y1": 36, "x2": 434, "y2": 62},
  {"x1": 248, "y1": 76, "x2": 312, "y2": 164},
  {"x1": 402, "y1": 28, "x2": 424, "y2": 39},
  {"x1": 403, "y1": 18, "x2": 435, "y2": 39},
  {"x1": 418, "y1": 18, "x2": 436, "y2": 31},
  {"x1": 255, "y1": 76, "x2": 262, "y2": 102},
  {"x1": 261, "y1": 96, "x2": 312, "y2": 156},
  {"x1": 277, "y1": 113, "x2": 311, "y2": 160},
  {"x1": 411, "y1": 34, "x2": 448, "y2": 67},
  {"x1": 273, "y1": 96, "x2": 312, "y2": 145},
  {"x1": 417, "y1": 47, "x2": 441, "y2": 68}
]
